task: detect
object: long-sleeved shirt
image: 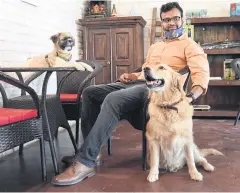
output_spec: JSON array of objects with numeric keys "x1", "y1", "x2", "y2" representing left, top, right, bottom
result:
[{"x1": 134, "y1": 34, "x2": 210, "y2": 94}]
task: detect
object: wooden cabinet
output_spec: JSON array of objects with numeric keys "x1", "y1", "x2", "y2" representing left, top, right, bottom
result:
[
  {"x1": 78, "y1": 16, "x2": 146, "y2": 84},
  {"x1": 190, "y1": 16, "x2": 240, "y2": 118}
]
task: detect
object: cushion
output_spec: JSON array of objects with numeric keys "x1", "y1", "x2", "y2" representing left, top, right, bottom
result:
[
  {"x1": 0, "y1": 108, "x2": 38, "y2": 126},
  {"x1": 60, "y1": 94, "x2": 82, "y2": 102}
]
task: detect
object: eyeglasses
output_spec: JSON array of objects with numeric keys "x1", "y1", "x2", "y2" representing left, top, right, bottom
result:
[{"x1": 162, "y1": 16, "x2": 181, "y2": 23}]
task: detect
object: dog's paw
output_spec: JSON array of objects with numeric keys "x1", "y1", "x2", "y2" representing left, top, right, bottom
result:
[
  {"x1": 79, "y1": 62, "x2": 94, "y2": 72},
  {"x1": 74, "y1": 62, "x2": 86, "y2": 71},
  {"x1": 203, "y1": 163, "x2": 215, "y2": 172},
  {"x1": 189, "y1": 170, "x2": 203, "y2": 181},
  {"x1": 147, "y1": 172, "x2": 159, "y2": 183}
]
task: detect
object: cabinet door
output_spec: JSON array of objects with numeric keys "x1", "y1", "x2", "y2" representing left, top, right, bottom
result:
[
  {"x1": 87, "y1": 28, "x2": 111, "y2": 84},
  {"x1": 111, "y1": 28, "x2": 134, "y2": 82}
]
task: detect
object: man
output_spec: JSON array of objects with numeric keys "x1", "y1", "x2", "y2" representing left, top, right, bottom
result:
[{"x1": 51, "y1": 2, "x2": 209, "y2": 186}]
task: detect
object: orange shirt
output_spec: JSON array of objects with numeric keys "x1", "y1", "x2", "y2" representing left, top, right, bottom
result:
[{"x1": 134, "y1": 34, "x2": 210, "y2": 94}]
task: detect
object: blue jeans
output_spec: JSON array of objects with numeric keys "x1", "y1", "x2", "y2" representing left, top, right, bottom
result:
[{"x1": 75, "y1": 80, "x2": 148, "y2": 167}]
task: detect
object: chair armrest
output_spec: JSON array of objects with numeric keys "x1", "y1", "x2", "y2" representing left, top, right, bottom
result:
[
  {"x1": 0, "y1": 72, "x2": 41, "y2": 117},
  {"x1": 56, "y1": 71, "x2": 75, "y2": 96},
  {"x1": 12, "y1": 72, "x2": 26, "y2": 96},
  {"x1": 178, "y1": 66, "x2": 190, "y2": 92},
  {"x1": 25, "y1": 71, "x2": 45, "y2": 85},
  {"x1": 0, "y1": 83, "x2": 8, "y2": 107},
  {"x1": 60, "y1": 60, "x2": 104, "y2": 100},
  {"x1": 0, "y1": 71, "x2": 25, "y2": 106},
  {"x1": 178, "y1": 66, "x2": 190, "y2": 75},
  {"x1": 11, "y1": 71, "x2": 44, "y2": 96}
]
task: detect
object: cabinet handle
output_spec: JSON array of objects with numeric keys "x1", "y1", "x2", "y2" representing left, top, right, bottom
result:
[{"x1": 107, "y1": 61, "x2": 111, "y2": 65}]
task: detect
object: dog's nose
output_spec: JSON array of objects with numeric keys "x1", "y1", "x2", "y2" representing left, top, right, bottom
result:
[{"x1": 144, "y1": 67, "x2": 150, "y2": 72}]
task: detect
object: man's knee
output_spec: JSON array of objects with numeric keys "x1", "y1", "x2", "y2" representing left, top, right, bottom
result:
[
  {"x1": 104, "y1": 92, "x2": 118, "y2": 104},
  {"x1": 101, "y1": 92, "x2": 122, "y2": 114}
]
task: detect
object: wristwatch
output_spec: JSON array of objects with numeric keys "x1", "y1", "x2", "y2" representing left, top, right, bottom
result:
[{"x1": 186, "y1": 91, "x2": 196, "y2": 104}]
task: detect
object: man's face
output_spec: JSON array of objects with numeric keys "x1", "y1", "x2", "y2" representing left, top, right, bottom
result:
[{"x1": 161, "y1": 8, "x2": 183, "y2": 31}]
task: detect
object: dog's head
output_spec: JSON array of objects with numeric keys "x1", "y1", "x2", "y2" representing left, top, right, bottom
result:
[
  {"x1": 144, "y1": 64, "x2": 184, "y2": 94},
  {"x1": 50, "y1": 32, "x2": 75, "y2": 52}
]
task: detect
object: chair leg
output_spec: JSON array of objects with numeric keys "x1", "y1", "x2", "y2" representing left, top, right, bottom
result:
[
  {"x1": 142, "y1": 130, "x2": 148, "y2": 171},
  {"x1": 19, "y1": 144, "x2": 24, "y2": 156},
  {"x1": 48, "y1": 140, "x2": 59, "y2": 175},
  {"x1": 75, "y1": 119, "x2": 79, "y2": 145},
  {"x1": 39, "y1": 137, "x2": 47, "y2": 181},
  {"x1": 107, "y1": 138, "x2": 112, "y2": 155},
  {"x1": 234, "y1": 106, "x2": 240, "y2": 126},
  {"x1": 66, "y1": 126, "x2": 78, "y2": 152}
]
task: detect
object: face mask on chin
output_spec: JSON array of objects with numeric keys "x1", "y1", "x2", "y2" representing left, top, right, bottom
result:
[{"x1": 164, "y1": 25, "x2": 184, "y2": 39}]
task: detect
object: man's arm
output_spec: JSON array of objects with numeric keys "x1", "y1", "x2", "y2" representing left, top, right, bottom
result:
[{"x1": 185, "y1": 42, "x2": 210, "y2": 103}]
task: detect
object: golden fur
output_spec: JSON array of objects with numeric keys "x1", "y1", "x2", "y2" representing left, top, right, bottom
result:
[
  {"x1": 18, "y1": 32, "x2": 93, "y2": 79},
  {"x1": 145, "y1": 64, "x2": 223, "y2": 183}
]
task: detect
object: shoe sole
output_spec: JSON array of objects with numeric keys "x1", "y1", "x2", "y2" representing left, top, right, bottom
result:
[{"x1": 51, "y1": 171, "x2": 96, "y2": 186}]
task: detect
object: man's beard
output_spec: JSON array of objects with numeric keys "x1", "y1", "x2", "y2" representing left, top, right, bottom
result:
[{"x1": 163, "y1": 25, "x2": 179, "y2": 31}]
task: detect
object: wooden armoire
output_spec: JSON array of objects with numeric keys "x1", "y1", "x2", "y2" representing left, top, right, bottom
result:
[{"x1": 77, "y1": 16, "x2": 146, "y2": 84}]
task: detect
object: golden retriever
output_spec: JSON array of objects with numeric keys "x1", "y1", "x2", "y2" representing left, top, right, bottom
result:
[{"x1": 144, "y1": 64, "x2": 223, "y2": 183}]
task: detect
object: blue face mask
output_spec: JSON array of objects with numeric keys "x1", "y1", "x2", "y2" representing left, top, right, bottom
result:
[{"x1": 164, "y1": 25, "x2": 184, "y2": 39}]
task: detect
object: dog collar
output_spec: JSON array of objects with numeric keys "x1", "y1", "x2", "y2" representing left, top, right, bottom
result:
[
  {"x1": 56, "y1": 52, "x2": 72, "y2": 62},
  {"x1": 157, "y1": 98, "x2": 183, "y2": 113},
  {"x1": 45, "y1": 55, "x2": 51, "y2": 67}
]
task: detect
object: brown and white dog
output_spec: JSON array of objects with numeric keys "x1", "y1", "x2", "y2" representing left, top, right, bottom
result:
[
  {"x1": 19, "y1": 32, "x2": 93, "y2": 79},
  {"x1": 144, "y1": 64, "x2": 223, "y2": 183}
]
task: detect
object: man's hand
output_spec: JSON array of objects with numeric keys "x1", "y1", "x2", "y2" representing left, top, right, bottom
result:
[
  {"x1": 186, "y1": 85, "x2": 204, "y2": 104},
  {"x1": 119, "y1": 73, "x2": 138, "y2": 83}
]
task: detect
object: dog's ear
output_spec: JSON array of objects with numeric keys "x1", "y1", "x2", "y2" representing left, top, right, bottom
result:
[{"x1": 50, "y1": 33, "x2": 60, "y2": 43}]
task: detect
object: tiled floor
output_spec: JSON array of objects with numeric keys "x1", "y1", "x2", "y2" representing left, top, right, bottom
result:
[{"x1": 1, "y1": 119, "x2": 240, "y2": 192}]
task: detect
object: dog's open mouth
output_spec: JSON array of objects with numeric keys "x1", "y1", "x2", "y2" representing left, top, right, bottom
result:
[
  {"x1": 65, "y1": 46, "x2": 73, "y2": 51},
  {"x1": 145, "y1": 75, "x2": 165, "y2": 88}
]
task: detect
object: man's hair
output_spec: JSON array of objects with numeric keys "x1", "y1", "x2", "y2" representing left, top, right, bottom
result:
[{"x1": 160, "y1": 2, "x2": 183, "y2": 19}]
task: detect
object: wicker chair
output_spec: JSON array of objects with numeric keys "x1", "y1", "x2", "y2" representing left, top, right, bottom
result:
[
  {"x1": 0, "y1": 71, "x2": 47, "y2": 181},
  {"x1": 107, "y1": 66, "x2": 191, "y2": 170},
  {"x1": 56, "y1": 60, "x2": 104, "y2": 144},
  {"x1": 0, "y1": 71, "x2": 77, "y2": 175}
]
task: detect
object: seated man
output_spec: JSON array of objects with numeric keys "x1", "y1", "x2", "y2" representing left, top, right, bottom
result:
[{"x1": 52, "y1": 1, "x2": 209, "y2": 186}]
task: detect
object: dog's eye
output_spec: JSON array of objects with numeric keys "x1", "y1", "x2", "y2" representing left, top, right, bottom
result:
[{"x1": 158, "y1": 66, "x2": 165, "y2": 70}]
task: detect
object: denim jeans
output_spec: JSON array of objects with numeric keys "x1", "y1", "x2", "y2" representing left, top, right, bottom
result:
[{"x1": 75, "y1": 80, "x2": 148, "y2": 167}]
